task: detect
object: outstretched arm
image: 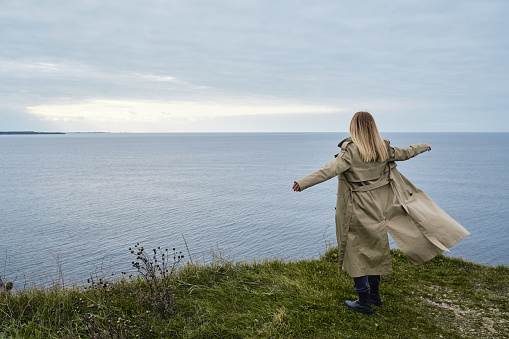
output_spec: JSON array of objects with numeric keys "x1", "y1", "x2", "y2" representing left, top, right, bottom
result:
[
  {"x1": 389, "y1": 143, "x2": 430, "y2": 161},
  {"x1": 293, "y1": 150, "x2": 351, "y2": 191}
]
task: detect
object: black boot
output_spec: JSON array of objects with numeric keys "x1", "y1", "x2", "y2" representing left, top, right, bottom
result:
[
  {"x1": 369, "y1": 284, "x2": 383, "y2": 307},
  {"x1": 343, "y1": 291, "x2": 374, "y2": 315}
]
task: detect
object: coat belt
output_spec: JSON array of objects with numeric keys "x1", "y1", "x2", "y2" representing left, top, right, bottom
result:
[{"x1": 349, "y1": 177, "x2": 390, "y2": 192}]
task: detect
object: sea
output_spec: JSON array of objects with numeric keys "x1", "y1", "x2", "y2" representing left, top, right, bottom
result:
[{"x1": 1, "y1": 132, "x2": 508, "y2": 287}]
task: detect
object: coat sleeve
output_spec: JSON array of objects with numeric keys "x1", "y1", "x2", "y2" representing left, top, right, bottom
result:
[
  {"x1": 295, "y1": 150, "x2": 351, "y2": 191},
  {"x1": 388, "y1": 143, "x2": 428, "y2": 161}
]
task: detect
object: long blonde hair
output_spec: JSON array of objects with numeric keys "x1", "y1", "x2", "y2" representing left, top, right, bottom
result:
[{"x1": 349, "y1": 111, "x2": 388, "y2": 162}]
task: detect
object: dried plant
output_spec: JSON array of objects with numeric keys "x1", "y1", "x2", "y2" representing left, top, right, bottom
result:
[
  {"x1": 66, "y1": 242, "x2": 185, "y2": 338},
  {"x1": 126, "y1": 243, "x2": 184, "y2": 315}
]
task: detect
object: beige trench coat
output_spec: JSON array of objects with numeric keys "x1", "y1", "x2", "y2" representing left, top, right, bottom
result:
[{"x1": 296, "y1": 137, "x2": 470, "y2": 277}]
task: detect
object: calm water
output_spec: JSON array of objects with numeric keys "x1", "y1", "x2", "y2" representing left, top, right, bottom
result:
[{"x1": 1, "y1": 133, "x2": 508, "y2": 287}]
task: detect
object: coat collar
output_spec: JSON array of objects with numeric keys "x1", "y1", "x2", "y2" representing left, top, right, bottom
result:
[{"x1": 338, "y1": 137, "x2": 353, "y2": 149}]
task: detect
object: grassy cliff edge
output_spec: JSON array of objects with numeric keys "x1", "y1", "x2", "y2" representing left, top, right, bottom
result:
[{"x1": 1, "y1": 248, "x2": 508, "y2": 338}]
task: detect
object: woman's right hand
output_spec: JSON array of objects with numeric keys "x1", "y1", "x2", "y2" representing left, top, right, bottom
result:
[
  {"x1": 426, "y1": 144, "x2": 431, "y2": 151},
  {"x1": 292, "y1": 182, "x2": 301, "y2": 192}
]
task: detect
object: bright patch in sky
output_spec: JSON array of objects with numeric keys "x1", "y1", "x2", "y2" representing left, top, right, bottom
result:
[{"x1": 27, "y1": 100, "x2": 340, "y2": 123}]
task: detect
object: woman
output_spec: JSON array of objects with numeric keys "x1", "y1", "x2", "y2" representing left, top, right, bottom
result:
[{"x1": 292, "y1": 111, "x2": 470, "y2": 315}]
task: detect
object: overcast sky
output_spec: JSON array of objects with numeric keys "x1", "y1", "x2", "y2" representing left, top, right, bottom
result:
[{"x1": 1, "y1": 0, "x2": 508, "y2": 132}]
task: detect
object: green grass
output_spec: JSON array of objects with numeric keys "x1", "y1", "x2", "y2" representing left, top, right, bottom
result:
[{"x1": 1, "y1": 248, "x2": 508, "y2": 338}]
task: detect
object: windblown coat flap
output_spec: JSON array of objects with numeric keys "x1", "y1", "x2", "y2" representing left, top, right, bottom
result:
[{"x1": 296, "y1": 137, "x2": 470, "y2": 277}]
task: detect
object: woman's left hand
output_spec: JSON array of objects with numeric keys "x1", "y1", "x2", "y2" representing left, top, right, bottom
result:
[
  {"x1": 426, "y1": 144, "x2": 431, "y2": 151},
  {"x1": 292, "y1": 182, "x2": 301, "y2": 192}
]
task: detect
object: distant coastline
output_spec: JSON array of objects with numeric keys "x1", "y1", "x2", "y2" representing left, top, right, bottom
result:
[{"x1": 0, "y1": 131, "x2": 65, "y2": 135}]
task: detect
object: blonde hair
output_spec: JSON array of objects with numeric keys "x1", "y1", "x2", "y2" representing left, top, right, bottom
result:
[{"x1": 349, "y1": 111, "x2": 388, "y2": 162}]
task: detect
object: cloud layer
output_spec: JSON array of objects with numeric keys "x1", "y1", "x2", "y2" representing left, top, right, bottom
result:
[{"x1": 1, "y1": 0, "x2": 508, "y2": 131}]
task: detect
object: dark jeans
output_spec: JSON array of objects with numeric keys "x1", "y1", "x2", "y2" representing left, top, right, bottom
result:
[{"x1": 353, "y1": 275, "x2": 381, "y2": 293}]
